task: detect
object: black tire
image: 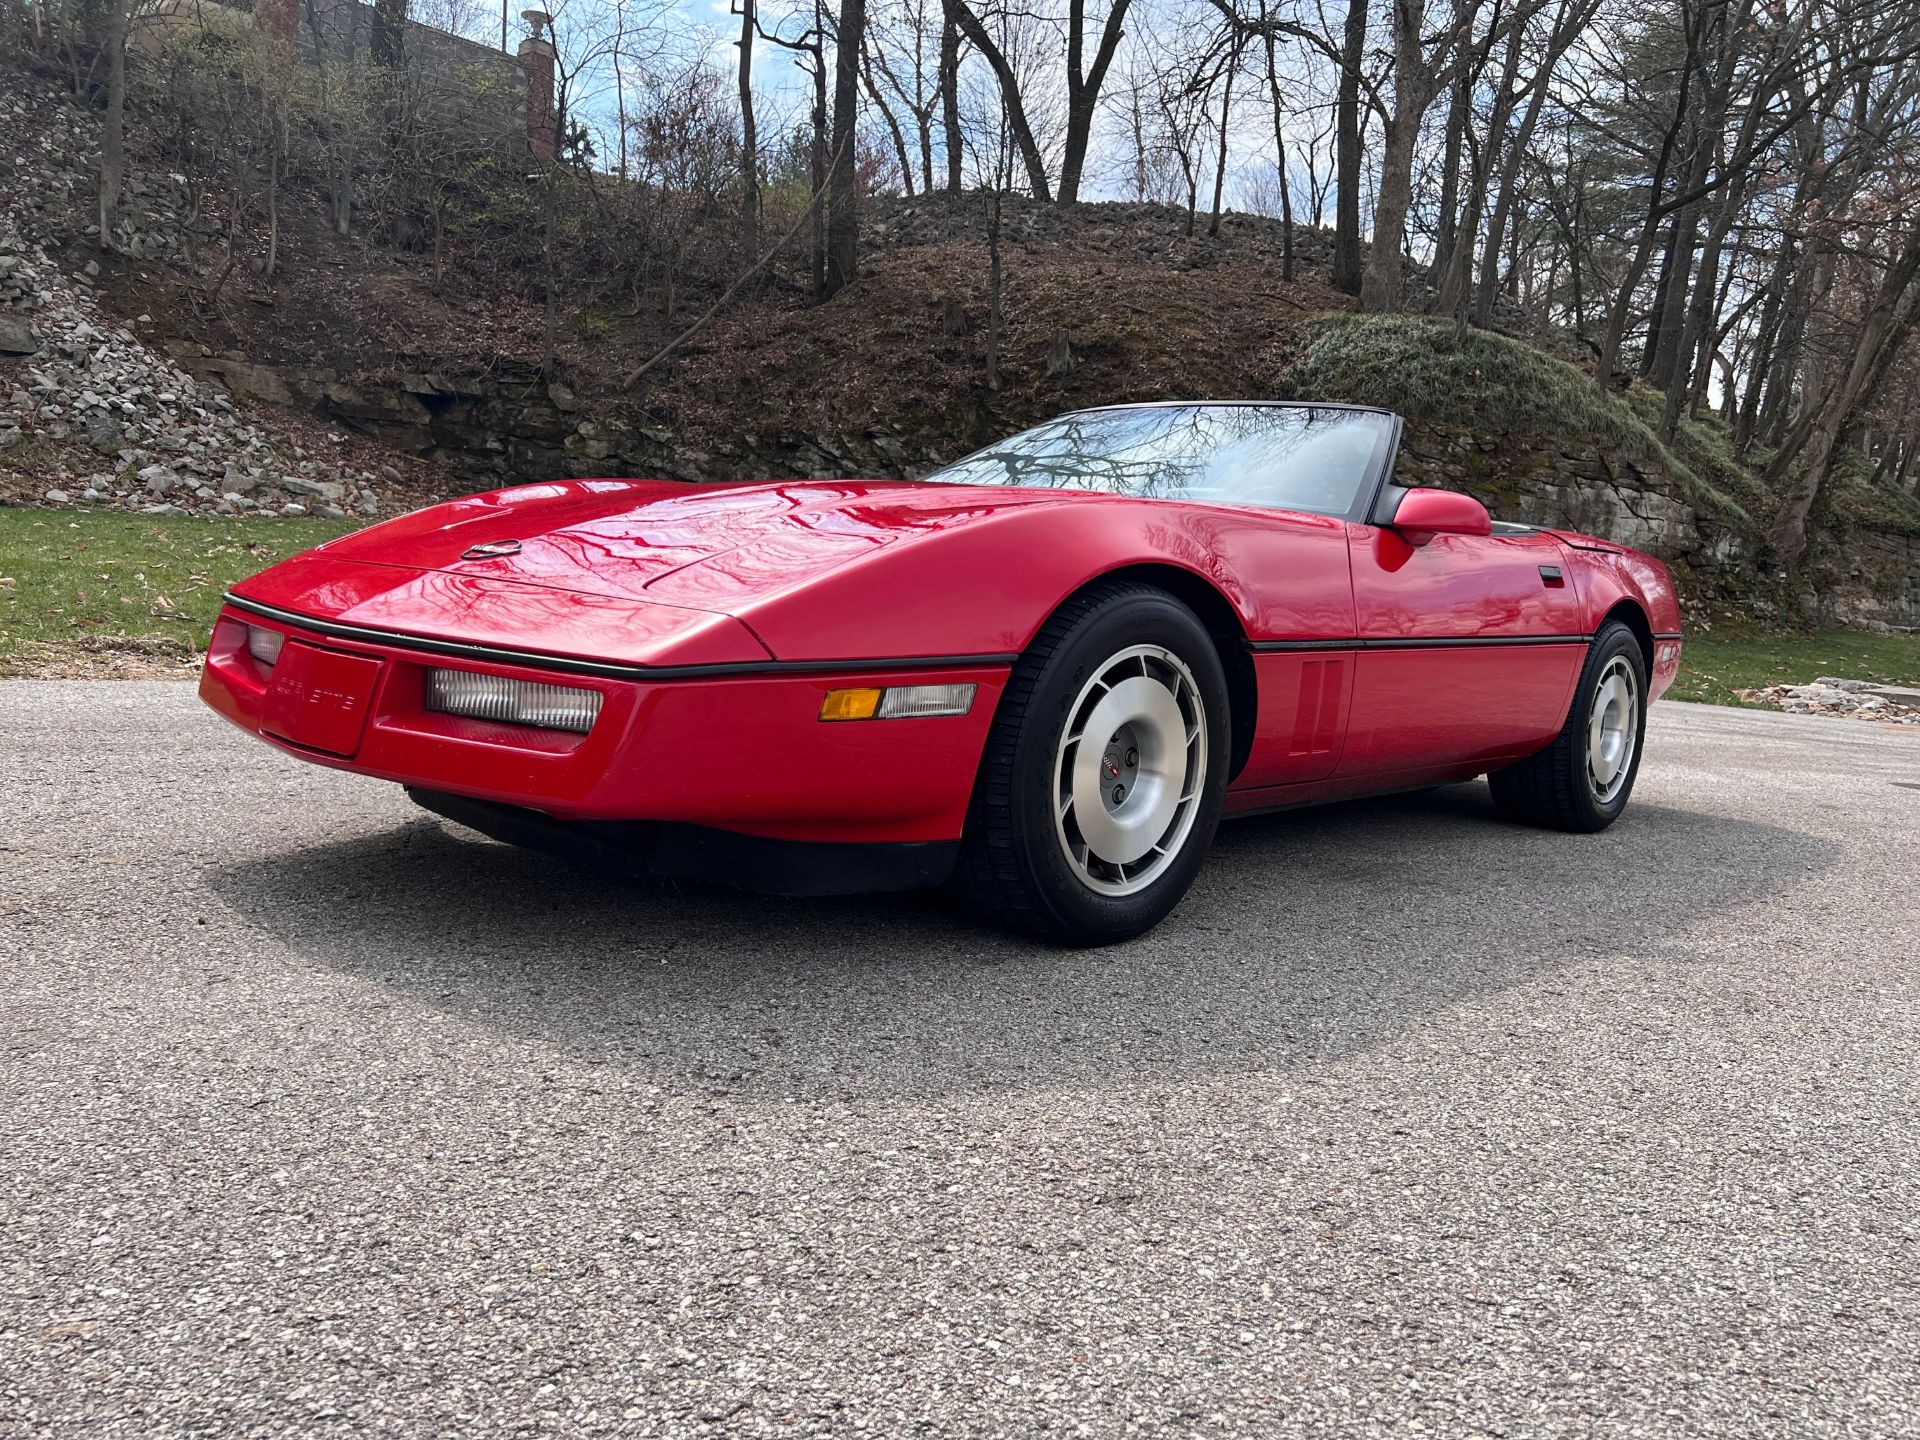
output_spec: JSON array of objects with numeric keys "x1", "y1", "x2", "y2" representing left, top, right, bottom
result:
[
  {"x1": 1488, "y1": 619, "x2": 1648, "y2": 832},
  {"x1": 960, "y1": 582, "x2": 1230, "y2": 945}
]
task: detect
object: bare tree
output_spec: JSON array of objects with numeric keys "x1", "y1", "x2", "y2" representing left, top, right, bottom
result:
[
  {"x1": 96, "y1": 0, "x2": 130, "y2": 247},
  {"x1": 824, "y1": 0, "x2": 867, "y2": 294},
  {"x1": 1768, "y1": 226, "x2": 1920, "y2": 566},
  {"x1": 736, "y1": 0, "x2": 760, "y2": 257},
  {"x1": 1358, "y1": 0, "x2": 1472, "y2": 312},
  {"x1": 1331, "y1": 0, "x2": 1368, "y2": 293}
]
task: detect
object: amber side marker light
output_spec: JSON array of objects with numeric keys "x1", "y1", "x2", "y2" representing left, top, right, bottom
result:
[{"x1": 820, "y1": 683, "x2": 977, "y2": 721}]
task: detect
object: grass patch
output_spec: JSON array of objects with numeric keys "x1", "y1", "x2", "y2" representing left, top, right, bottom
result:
[
  {"x1": 1671, "y1": 627, "x2": 1920, "y2": 707},
  {"x1": 0, "y1": 508, "x2": 361, "y2": 676},
  {"x1": 1277, "y1": 313, "x2": 1747, "y2": 521}
]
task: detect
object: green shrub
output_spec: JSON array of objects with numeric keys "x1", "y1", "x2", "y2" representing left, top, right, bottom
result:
[{"x1": 1275, "y1": 314, "x2": 1747, "y2": 521}]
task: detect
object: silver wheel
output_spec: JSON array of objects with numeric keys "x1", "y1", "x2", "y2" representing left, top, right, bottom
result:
[
  {"x1": 1053, "y1": 644, "x2": 1208, "y2": 897},
  {"x1": 1587, "y1": 653, "x2": 1639, "y2": 804}
]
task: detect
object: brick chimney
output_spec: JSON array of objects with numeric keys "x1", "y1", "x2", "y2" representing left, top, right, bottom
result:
[{"x1": 518, "y1": 11, "x2": 556, "y2": 160}]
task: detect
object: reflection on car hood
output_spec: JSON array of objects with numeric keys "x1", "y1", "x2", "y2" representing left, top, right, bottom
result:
[{"x1": 305, "y1": 477, "x2": 1092, "y2": 612}]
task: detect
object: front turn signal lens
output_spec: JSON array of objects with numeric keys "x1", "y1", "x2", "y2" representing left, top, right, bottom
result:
[
  {"x1": 820, "y1": 683, "x2": 977, "y2": 721},
  {"x1": 819, "y1": 687, "x2": 883, "y2": 721}
]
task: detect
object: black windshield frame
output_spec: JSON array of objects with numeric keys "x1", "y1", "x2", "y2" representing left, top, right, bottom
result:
[{"x1": 926, "y1": 401, "x2": 1405, "y2": 524}]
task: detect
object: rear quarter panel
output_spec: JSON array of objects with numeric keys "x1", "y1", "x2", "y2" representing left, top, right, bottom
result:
[{"x1": 1573, "y1": 546, "x2": 1683, "y2": 700}]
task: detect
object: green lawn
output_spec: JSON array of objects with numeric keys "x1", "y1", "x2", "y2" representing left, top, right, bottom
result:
[
  {"x1": 3, "y1": 508, "x2": 1917, "y2": 698},
  {"x1": 0, "y1": 508, "x2": 360, "y2": 676},
  {"x1": 1668, "y1": 627, "x2": 1920, "y2": 706}
]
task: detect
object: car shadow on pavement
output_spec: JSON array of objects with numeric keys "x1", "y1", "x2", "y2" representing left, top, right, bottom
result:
[{"x1": 206, "y1": 781, "x2": 1836, "y2": 1101}]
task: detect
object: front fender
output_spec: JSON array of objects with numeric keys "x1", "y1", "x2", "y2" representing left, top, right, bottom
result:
[{"x1": 732, "y1": 498, "x2": 1357, "y2": 661}]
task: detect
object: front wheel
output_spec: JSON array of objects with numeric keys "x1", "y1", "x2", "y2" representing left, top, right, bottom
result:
[
  {"x1": 1488, "y1": 619, "x2": 1648, "y2": 832},
  {"x1": 960, "y1": 583, "x2": 1230, "y2": 945}
]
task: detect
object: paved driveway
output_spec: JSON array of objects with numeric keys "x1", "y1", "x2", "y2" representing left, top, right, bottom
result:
[{"x1": 4, "y1": 684, "x2": 1917, "y2": 1437}]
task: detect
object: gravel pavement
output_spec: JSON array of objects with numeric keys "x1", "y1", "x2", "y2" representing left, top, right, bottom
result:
[{"x1": 4, "y1": 682, "x2": 1917, "y2": 1438}]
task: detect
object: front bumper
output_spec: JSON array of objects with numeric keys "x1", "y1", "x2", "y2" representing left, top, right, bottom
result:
[{"x1": 199, "y1": 604, "x2": 1009, "y2": 847}]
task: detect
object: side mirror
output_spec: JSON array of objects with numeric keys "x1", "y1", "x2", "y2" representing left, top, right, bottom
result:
[{"x1": 1390, "y1": 487, "x2": 1492, "y2": 545}]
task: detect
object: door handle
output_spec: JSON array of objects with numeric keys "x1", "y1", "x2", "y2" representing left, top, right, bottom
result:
[{"x1": 1539, "y1": 565, "x2": 1565, "y2": 586}]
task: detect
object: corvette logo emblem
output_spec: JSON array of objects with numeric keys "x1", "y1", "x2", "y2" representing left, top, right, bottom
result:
[{"x1": 462, "y1": 539, "x2": 522, "y2": 560}]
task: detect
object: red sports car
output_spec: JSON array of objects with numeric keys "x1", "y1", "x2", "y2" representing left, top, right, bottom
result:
[{"x1": 202, "y1": 402, "x2": 1682, "y2": 944}]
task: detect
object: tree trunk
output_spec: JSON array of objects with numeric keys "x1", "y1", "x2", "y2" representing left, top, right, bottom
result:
[
  {"x1": 1644, "y1": 130, "x2": 1711, "y2": 391},
  {"x1": 1592, "y1": 7, "x2": 1696, "y2": 391},
  {"x1": 1733, "y1": 245, "x2": 1792, "y2": 452},
  {"x1": 1260, "y1": 19, "x2": 1293, "y2": 281},
  {"x1": 861, "y1": 34, "x2": 915, "y2": 195},
  {"x1": 371, "y1": 0, "x2": 406, "y2": 67},
  {"x1": 808, "y1": 19, "x2": 829, "y2": 297},
  {"x1": 1358, "y1": 85, "x2": 1424, "y2": 311},
  {"x1": 939, "y1": 0, "x2": 962, "y2": 193},
  {"x1": 1055, "y1": 0, "x2": 1132, "y2": 206},
  {"x1": 1332, "y1": 0, "x2": 1368, "y2": 294},
  {"x1": 1206, "y1": 37, "x2": 1241, "y2": 239},
  {"x1": 333, "y1": 139, "x2": 354, "y2": 236},
  {"x1": 1757, "y1": 242, "x2": 1816, "y2": 446},
  {"x1": 96, "y1": 0, "x2": 127, "y2": 250},
  {"x1": 1767, "y1": 230, "x2": 1920, "y2": 567},
  {"x1": 1471, "y1": 11, "x2": 1576, "y2": 326},
  {"x1": 1662, "y1": 187, "x2": 1745, "y2": 438},
  {"x1": 1433, "y1": 122, "x2": 1486, "y2": 319},
  {"x1": 1431, "y1": 70, "x2": 1469, "y2": 284},
  {"x1": 738, "y1": 0, "x2": 760, "y2": 259},
  {"x1": 265, "y1": 116, "x2": 281, "y2": 280},
  {"x1": 949, "y1": 2, "x2": 1052, "y2": 200},
  {"x1": 1359, "y1": 0, "x2": 1441, "y2": 313},
  {"x1": 985, "y1": 185, "x2": 1003, "y2": 390},
  {"x1": 825, "y1": 0, "x2": 866, "y2": 297}
]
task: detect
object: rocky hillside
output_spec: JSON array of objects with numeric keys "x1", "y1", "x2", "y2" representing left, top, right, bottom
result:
[{"x1": 0, "y1": 89, "x2": 452, "y2": 520}]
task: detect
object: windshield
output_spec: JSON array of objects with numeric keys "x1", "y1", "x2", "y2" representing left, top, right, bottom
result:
[{"x1": 925, "y1": 404, "x2": 1392, "y2": 517}]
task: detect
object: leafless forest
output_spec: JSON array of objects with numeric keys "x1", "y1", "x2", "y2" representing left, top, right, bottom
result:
[{"x1": 7, "y1": 0, "x2": 1920, "y2": 568}]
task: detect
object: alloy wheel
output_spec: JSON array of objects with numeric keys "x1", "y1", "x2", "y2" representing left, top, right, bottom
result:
[
  {"x1": 1052, "y1": 644, "x2": 1208, "y2": 896},
  {"x1": 1587, "y1": 653, "x2": 1640, "y2": 804}
]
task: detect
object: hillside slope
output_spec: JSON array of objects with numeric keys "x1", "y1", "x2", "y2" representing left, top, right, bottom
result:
[{"x1": 3, "y1": 52, "x2": 1917, "y2": 627}]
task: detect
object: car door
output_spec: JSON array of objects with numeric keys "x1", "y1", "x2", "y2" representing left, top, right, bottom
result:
[
  {"x1": 1220, "y1": 508, "x2": 1361, "y2": 789},
  {"x1": 1336, "y1": 520, "x2": 1589, "y2": 778}
]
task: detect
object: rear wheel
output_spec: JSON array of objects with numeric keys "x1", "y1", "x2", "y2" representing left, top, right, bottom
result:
[
  {"x1": 1488, "y1": 619, "x2": 1647, "y2": 832},
  {"x1": 961, "y1": 583, "x2": 1229, "y2": 945}
]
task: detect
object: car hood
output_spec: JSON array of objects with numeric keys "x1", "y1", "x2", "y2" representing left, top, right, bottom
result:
[{"x1": 300, "y1": 477, "x2": 1085, "y2": 612}]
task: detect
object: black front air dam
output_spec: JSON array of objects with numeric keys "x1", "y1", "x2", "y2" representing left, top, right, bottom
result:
[{"x1": 406, "y1": 788, "x2": 960, "y2": 897}]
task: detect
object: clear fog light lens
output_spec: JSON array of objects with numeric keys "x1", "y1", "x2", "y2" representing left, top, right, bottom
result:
[
  {"x1": 246, "y1": 625, "x2": 285, "y2": 668},
  {"x1": 876, "y1": 683, "x2": 977, "y2": 719},
  {"x1": 426, "y1": 669, "x2": 603, "y2": 734}
]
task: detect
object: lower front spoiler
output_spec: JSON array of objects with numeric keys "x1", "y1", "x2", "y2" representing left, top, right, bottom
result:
[{"x1": 407, "y1": 788, "x2": 960, "y2": 897}]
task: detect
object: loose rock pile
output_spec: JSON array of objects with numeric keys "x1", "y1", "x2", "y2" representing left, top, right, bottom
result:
[
  {"x1": 1737, "y1": 677, "x2": 1920, "y2": 727},
  {"x1": 0, "y1": 248, "x2": 47, "y2": 314},
  {"x1": 0, "y1": 93, "x2": 388, "y2": 518}
]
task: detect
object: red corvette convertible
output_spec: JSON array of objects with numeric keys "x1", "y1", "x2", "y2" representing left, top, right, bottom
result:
[{"x1": 202, "y1": 402, "x2": 1681, "y2": 944}]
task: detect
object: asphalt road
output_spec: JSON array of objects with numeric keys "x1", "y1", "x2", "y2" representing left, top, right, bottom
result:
[{"x1": 4, "y1": 682, "x2": 1917, "y2": 1438}]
